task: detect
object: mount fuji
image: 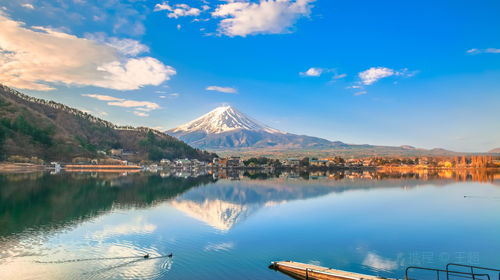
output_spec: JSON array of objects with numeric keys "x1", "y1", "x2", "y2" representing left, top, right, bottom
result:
[{"x1": 167, "y1": 105, "x2": 346, "y2": 150}]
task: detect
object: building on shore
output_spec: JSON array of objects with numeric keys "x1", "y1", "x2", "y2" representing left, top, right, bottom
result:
[
  {"x1": 226, "y1": 157, "x2": 241, "y2": 168},
  {"x1": 309, "y1": 159, "x2": 330, "y2": 167},
  {"x1": 282, "y1": 158, "x2": 300, "y2": 168}
]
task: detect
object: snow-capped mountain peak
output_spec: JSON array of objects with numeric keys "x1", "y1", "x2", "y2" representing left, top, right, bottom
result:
[
  {"x1": 170, "y1": 105, "x2": 282, "y2": 134},
  {"x1": 167, "y1": 105, "x2": 340, "y2": 149}
]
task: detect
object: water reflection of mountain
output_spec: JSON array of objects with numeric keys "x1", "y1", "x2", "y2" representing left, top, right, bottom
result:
[
  {"x1": 172, "y1": 181, "x2": 337, "y2": 231},
  {"x1": 1, "y1": 170, "x2": 497, "y2": 236},
  {"x1": 0, "y1": 173, "x2": 215, "y2": 236},
  {"x1": 172, "y1": 171, "x2": 499, "y2": 231}
]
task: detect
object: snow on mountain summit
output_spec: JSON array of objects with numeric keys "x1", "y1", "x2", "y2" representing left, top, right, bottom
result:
[
  {"x1": 167, "y1": 105, "x2": 340, "y2": 149},
  {"x1": 170, "y1": 105, "x2": 283, "y2": 134}
]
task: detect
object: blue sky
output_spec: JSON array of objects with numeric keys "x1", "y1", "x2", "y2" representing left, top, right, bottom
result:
[{"x1": 0, "y1": 0, "x2": 498, "y2": 152}]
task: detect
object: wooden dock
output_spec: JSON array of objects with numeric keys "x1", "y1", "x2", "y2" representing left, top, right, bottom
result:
[
  {"x1": 270, "y1": 261, "x2": 396, "y2": 280},
  {"x1": 64, "y1": 164, "x2": 142, "y2": 173},
  {"x1": 64, "y1": 164, "x2": 142, "y2": 169}
]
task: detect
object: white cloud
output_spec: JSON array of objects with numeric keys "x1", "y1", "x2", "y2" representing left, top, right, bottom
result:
[
  {"x1": 21, "y1": 3, "x2": 34, "y2": 9},
  {"x1": 157, "y1": 92, "x2": 178, "y2": 99},
  {"x1": 107, "y1": 99, "x2": 160, "y2": 110},
  {"x1": 300, "y1": 67, "x2": 324, "y2": 77},
  {"x1": 467, "y1": 48, "x2": 500, "y2": 54},
  {"x1": 154, "y1": 2, "x2": 172, "y2": 11},
  {"x1": 212, "y1": 0, "x2": 315, "y2": 37},
  {"x1": 0, "y1": 12, "x2": 175, "y2": 91},
  {"x1": 359, "y1": 67, "x2": 395, "y2": 85},
  {"x1": 358, "y1": 67, "x2": 416, "y2": 85},
  {"x1": 300, "y1": 67, "x2": 346, "y2": 79},
  {"x1": 133, "y1": 111, "x2": 149, "y2": 117},
  {"x1": 83, "y1": 94, "x2": 160, "y2": 116},
  {"x1": 154, "y1": 2, "x2": 202, "y2": 18},
  {"x1": 206, "y1": 85, "x2": 237, "y2": 93},
  {"x1": 354, "y1": 91, "x2": 367, "y2": 96},
  {"x1": 82, "y1": 94, "x2": 122, "y2": 102},
  {"x1": 95, "y1": 58, "x2": 175, "y2": 91},
  {"x1": 86, "y1": 33, "x2": 150, "y2": 56},
  {"x1": 107, "y1": 37, "x2": 149, "y2": 56},
  {"x1": 333, "y1": 73, "x2": 346, "y2": 79}
]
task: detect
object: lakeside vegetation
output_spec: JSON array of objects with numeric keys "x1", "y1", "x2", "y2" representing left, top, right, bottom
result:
[{"x1": 231, "y1": 155, "x2": 500, "y2": 170}]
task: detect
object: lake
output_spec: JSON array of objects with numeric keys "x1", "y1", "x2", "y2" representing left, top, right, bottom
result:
[{"x1": 0, "y1": 170, "x2": 499, "y2": 279}]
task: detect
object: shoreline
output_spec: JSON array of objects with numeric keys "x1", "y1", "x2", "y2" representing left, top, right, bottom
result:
[
  {"x1": 0, "y1": 163, "x2": 49, "y2": 173},
  {"x1": 1, "y1": 162, "x2": 499, "y2": 174}
]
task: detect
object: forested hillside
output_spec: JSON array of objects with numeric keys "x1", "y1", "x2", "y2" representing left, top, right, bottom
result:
[{"x1": 0, "y1": 85, "x2": 216, "y2": 162}]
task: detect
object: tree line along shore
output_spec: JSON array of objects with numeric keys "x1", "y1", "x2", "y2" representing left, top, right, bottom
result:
[{"x1": 1, "y1": 154, "x2": 499, "y2": 172}]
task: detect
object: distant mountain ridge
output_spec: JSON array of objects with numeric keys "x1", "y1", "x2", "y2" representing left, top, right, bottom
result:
[
  {"x1": 167, "y1": 105, "x2": 461, "y2": 157},
  {"x1": 489, "y1": 148, "x2": 500, "y2": 154},
  {"x1": 167, "y1": 105, "x2": 347, "y2": 150},
  {"x1": 0, "y1": 85, "x2": 215, "y2": 162}
]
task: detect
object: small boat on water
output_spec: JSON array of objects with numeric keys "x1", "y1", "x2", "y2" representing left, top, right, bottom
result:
[
  {"x1": 269, "y1": 261, "x2": 394, "y2": 280},
  {"x1": 269, "y1": 261, "x2": 500, "y2": 280}
]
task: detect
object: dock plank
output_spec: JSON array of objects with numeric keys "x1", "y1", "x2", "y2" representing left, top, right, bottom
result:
[{"x1": 271, "y1": 261, "x2": 396, "y2": 280}]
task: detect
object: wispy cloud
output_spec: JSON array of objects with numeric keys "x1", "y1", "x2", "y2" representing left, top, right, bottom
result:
[
  {"x1": 354, "y1": 91, "x2": 367, "y2": 96},
  {"x1": 21, "y1": 3, "x2": 34, "y2": 9},
  {"x1": 301, "y1": 67, "x2": 346, "y2": 80},
  {"x1": 154, "y1": 2, "x2": 203, "y2": 18},
  {"x1": 85, "y1": 33, "x2": 150, "y2": 56},
  {"x1": 159, "y1": 93, "x2": 179, "y2": 99},
  {"x1": 82, "y1": 94, "x2": 122, "y2": 102},
  {"x1": 0, "y1": 12, "x2": 175, "y2": 91},
  {"x1": 107, "y1": 100, "x2": 160, "y2": 110},
  {"x1": 300, "y1": 67, "x2": 324, "y2": 77},
  {"x1": 359, "y1": 67, "x2": 395, "y2": 85},
  {"x1": 333, "y1": 73, "x2": 347, "y2": 79},
  {"x1": 467, "y1": 48, "x2": 500, "y2": 55},
  {"x1": 212, "y1": 0, "x2": 315, "y2": 37},
  {"x1": 133, "y1": 111, "x2": 149, "y2": 117},
  {"x1": 358, "y1": 67, "x2": 416, "y2": 85},
  {"x1": 206, "y1": 85, "x2": 237, "y2": 94},
  {"x1": 83, "y1": 94, "x2": 160, "y2": 117}
]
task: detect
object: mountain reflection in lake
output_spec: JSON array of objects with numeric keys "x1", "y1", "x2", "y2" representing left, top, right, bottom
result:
[{"x1": 0, "y1": 170, "x2": 499, "y2": 279}]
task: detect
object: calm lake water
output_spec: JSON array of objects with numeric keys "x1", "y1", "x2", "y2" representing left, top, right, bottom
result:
[{"x1": 0, "y1": 170, "x2": 499, "y2": 279}]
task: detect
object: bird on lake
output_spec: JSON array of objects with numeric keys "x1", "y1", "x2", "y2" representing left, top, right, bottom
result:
[
  {"x1": 168, "y1": 253, "x2": 173, "y2": 258},
  {"x1": 144, "y1": 254, "x2": 150, "y2": 259}
]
